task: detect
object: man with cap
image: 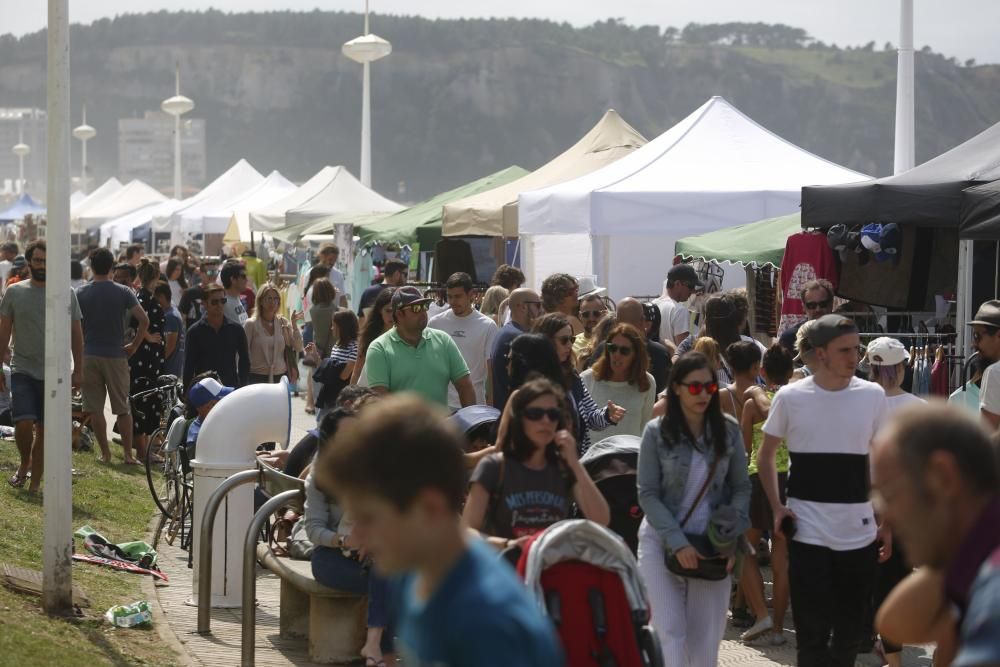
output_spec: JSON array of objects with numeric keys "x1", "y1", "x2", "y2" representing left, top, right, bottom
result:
[
  {"x1": 185, "y1": 376, "x2": 234, "y2": 454},
  {"x1": 972, "y1": 300, "x2": 1000, "y2": 429},
  {"x1": 490, "y1": 287, "x2": 542, "y2": 410},
  {"x1": 779, "y1": 279, "x2": 835, "y2": 354},
  {"x1": 655, "y1": 264, "x2": 702, "y2": 347},
  {"x1": 758, "y1": 314, "x2": 891, "y2": 667},
  {"x1": 573, "y1": 279, "x2": 608, "y2": 366},
  {"x1": 366, "y1": 286, "x2": 476, "y2": 408}
]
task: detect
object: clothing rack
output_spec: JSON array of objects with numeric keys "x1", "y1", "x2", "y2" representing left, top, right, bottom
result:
[{"x1": 858, "y1": 331, "x2": 963, "y2": 396}]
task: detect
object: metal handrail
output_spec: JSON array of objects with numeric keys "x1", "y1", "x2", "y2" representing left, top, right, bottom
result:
[
  {"x1": 242, "y1": 489, "x2": 301, "y2": 667},
  {"x1": 196, "y1": 468, "x2": 259, "y2": 635}
]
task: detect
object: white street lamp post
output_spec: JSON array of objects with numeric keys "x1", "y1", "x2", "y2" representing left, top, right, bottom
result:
[
  {"x1": 342, "y1": 0, "x2": 391, "y2": 188},
  {"x1": 12, "y1": 128, "x2": 30, "y2": 194},
  {"x1": 893, "y1": 0, "x2": 915, "y2": 175},
  {"x1": 72, "y1": 105, "x2": 96, "y2": 193},
  {"x1": 161, "y1": 66, "x2": 194, "y2": 199}
]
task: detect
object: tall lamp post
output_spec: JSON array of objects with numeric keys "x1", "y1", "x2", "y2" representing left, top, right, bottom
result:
[
  {"x1": 12, "y1": 128, "x2": 30, "y2": 194},
  {"x1": 72, "y1": 105, "x2": 96, "y2": 194},
  {"x1": 161, "y1": 66, "x2": 194, "y2": 199},
  {"x1": 342, "y1": 0, "x2": 391, "y2": 188}
]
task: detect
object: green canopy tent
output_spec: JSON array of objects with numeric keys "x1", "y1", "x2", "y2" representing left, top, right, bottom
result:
[
  {"x1": 674, "y1": 212, "x2": 803, "y2": 268},
  {"x1": 354, "y1": 166, "x2": 529, "y2": 247}
]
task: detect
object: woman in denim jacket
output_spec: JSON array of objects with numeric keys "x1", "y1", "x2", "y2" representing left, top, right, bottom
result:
[{"x1": 637, "y1": 352, "x2": 751, "y2": 666}]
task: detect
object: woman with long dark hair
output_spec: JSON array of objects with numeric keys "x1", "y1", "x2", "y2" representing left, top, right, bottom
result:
[
  {"x1": 675, "y1": 292, "x2": 765, "y2": 384},
  {"x1": 350, "y1": 287, "x2": 395, "y2": 386},
  {"x1": 507, "y1": 333, "x2": 566, "y2": 394},
  {"x1": 533, "y1": 312, "x2": 625, "y2": 453},
  {"x1": 129, "y1": 259, "x2": 166, "y2": 464},
  {"x1": 463, "y1": 377, "x2": 609, "y2": 553},
  {"x1": 165, "y1": 258, "x2": 188, "y2": 307},
  {"x1": 637, "y1": 352, "x2": 751, "y2": 666},
  {"x1": 582, "y1": 323, "x2": 655, "y2": 438}
]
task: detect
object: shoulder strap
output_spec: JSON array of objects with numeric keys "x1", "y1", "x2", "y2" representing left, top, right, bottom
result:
[{"x1": 679, "y1": 453, "x2": 722, "y2": 528}]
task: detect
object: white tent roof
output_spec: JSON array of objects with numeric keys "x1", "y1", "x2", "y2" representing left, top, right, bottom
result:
[
  {"x1": 70, "y1": 177, "x2": 123, "y2": 231},
  {"x1": 208, "y1": 171, "x2": 297, "y2": 242},
  {"x1": 517, "y1": 97, "x2": 868, "y2": 299},
  {"x1": 99, "y1": 198, "x2": 181, "y2": 248},
  {"x1": 519, "y1": 96, "x2": 867, "y2": 237},
  {"x1": 249, "y1": 166, "x2": 342, "y2": 233},
  {"x1": 70, "y1": 191, "x2": 86, "y2": 207},
  {"x1": 284, "y1": 166, "x2": 402, "y2": 228},
  {"x1": 442, "y1": 110, "x2": 647, "y2": 237},
  {"x1": 74, "y1": 180, "x2": 168, "y2": 230},
  {"x1": 171, "y1": 159, "x2": 265, "y2": 234}
]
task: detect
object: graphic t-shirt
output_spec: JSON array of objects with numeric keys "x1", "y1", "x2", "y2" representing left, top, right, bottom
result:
[
  {"x1": 224, "y1": 292, "x2": 249, "y2": 325},
  {"x1": 393, "y1": 538, "x2": 564, "y2": 667},
  {"x1": 470, "y1": 453, "x2": 573, "y2": 539},
  {"x1": 428, "y1": 308, "x2": 499, "y2": 409},
  {"x1": 778, "y1": 232, "x2": 839, "y2": 335}
]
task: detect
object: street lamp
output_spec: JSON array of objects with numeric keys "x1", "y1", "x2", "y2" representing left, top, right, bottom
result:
[
  {"x1": 72, "y1": 105, "x2": 96, "y2": 194},
  {"x1": 342, "y1": 0, "x2": 391, "y2": 188},
  {"x1": 12, "y1": 127, "x2": 30, "y2": 194},
  {"x1": 161, "y1": 65, "x2": 194, "y2": 199}
]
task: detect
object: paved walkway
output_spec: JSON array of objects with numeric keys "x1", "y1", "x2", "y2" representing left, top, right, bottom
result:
[{"x1": 149, "y1": 393, "x2": 934, "y2": 666}]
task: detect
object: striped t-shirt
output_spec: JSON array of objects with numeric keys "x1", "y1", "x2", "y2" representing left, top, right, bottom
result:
[
  {"x1": 330, "y1": 340, "x2": 358, "y2": 365},
  {"x1": 762, "y1": 376, "x2": 888, "y2": 551}
]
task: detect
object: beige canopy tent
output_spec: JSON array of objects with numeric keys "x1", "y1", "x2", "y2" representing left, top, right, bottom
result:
[{"x1": 441, "y1": 110, "x2": 647, "y2": 238}]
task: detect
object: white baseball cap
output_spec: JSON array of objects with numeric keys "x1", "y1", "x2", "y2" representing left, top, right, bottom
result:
[{"x1": 865, "y1": 337, "x2": 909, "y2": 366}]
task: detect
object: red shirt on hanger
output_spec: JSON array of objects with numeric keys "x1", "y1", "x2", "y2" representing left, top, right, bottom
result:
[{"x1": 779, "y1": 231, "x2": 839, "y2": 334}]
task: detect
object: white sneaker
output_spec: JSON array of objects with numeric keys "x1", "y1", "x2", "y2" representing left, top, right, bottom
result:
[
  {"x1": 769, "y1": 631, "x2": 787, "y2": 646},
  {"x1": 740, "y1": 616, "x2": 774, "y2": 642}
]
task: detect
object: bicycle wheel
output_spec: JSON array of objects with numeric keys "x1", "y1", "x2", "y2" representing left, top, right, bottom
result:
[{"x1": 147, "y1": 448, "x2": 180, "y2": 519}]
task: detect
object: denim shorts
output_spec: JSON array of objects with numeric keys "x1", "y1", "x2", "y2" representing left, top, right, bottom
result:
[{"x1": 11, "y1": 372, "x2": 44, "y2": 424}]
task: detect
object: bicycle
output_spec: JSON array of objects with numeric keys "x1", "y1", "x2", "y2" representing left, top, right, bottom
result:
[{"x1": 139, "y1": 374, "x2": 185, "y2": 515}]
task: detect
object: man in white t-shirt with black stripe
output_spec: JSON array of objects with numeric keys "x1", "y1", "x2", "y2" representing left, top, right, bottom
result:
[{"x1": 758, "y1": 314, "x2": 890, "y2": 667}]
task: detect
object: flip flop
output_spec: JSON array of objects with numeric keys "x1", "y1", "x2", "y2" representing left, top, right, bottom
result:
[{"x1": 8, "y1": 473, "x2": 27, "y2": 488}]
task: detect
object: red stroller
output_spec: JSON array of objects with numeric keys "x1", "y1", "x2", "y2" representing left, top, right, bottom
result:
[{"x1": 520, "y1": 519, "x2": 664, "y2": 667}]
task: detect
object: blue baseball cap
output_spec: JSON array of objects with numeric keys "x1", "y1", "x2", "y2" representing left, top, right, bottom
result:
[{"x1": 188, "y1": 377, "x2": 234, "y2": 409}]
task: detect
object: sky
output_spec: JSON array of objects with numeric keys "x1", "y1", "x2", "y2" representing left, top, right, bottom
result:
[{"x1": 2, "y1": 0, "x2": 999, "y2": 65}]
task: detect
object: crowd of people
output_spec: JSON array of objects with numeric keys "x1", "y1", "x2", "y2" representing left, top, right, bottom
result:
[{"x1": 2, "y1": 239, "x2": 998, "y2": 667}]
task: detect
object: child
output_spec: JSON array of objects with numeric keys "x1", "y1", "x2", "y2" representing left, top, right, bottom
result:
[{"x1": 317, "y1": 394, "x2": 564, "y2": 666}]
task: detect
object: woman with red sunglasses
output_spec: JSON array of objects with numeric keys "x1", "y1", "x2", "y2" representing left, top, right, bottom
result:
[
  {"x1": 637, "y1": 352, "x2": 751, "y2": 666},
  {"x1": 463, "y1": 377, "x2": 610, "y2": 555}
]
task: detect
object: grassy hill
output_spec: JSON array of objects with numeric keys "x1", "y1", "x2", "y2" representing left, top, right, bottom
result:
[{"x1": 2, "y1": 12, "x2": 999, "y2": 200}]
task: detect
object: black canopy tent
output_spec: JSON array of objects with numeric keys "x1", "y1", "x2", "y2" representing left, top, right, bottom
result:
[
  {"x1": 801, "y1": 120, "x2": 1000, "y2": 229},
  {"x1": 960, "y1": 179, "x2": 1000, "y2": 240}
]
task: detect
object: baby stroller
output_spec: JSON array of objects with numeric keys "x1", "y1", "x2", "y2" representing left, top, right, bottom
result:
[
  {"x1": 580, "y1": 435, "x2": 642, "y2": 554},
  {"x1": 520, "y1": 519, "x2": 663, "y2": 667}
]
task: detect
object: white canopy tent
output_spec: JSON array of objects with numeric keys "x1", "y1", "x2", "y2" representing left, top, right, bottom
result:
[
  {"x1": 74, "y1": 180, "x2": 167, "y2": 231},
  {"x1": 518, "y1": 96, "x2": 868, "y2": 299},
  {"x1": 249, "y1": 166, "x2": 341, "y2": 233},
  {"x1": 70, "y1": 191, "x2": 86, "y2": 207},
  {"x1": 216, "y1": 171, "x2": 297, "y2": 244},
  {"x1": 171, "y1": 159, "x2": 265, "y2": 236},
  {"x1": 70, "y1": 177, "x2": 123, "y2": 232},
  {"x1": 99, "y1": 199, "x2": 181, "y2": 248},
  {"x1": 442, "y1": 110, "x2": 647, "y2": 238}
]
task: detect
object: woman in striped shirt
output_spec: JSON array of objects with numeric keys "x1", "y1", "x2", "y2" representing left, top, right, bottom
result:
[{"x1": 313, "y1": 310, "x2": 360, "y2": 420}]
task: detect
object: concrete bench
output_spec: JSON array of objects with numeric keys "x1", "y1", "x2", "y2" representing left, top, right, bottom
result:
[{"x1": 256, "y1": 543, "x2": 368, "y2": 664}]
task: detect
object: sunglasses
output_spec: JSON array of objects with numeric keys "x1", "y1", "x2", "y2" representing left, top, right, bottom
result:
[
  {"x1": 555, "y1": 335, "x2": 574, "y2": 346},
  {"x1": 523, "y1": 407, "x2": 562, "y2": 423},
  {"x1": 581, "y1": 310, "x2": 606, "y2": 319},
  {"x1": 606, "y1": 343, "x2": 633, "y2": 356},
  {"x1": 208, "y1": 298, "x2": 227, "y2": 305},
  {"x1": 679, "y1": 381, "x2": 719, "y2": 396},
  {"x1": 403, "y1": 303, "x2": 430, "y2": 313},
  {"x1": 804, "y1": 299, "x2": 832, "y2": 310}
]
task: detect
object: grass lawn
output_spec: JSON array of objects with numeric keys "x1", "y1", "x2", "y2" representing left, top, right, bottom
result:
[{"x1": 0, "y1": 439, "x2": 180, "y2": 666}]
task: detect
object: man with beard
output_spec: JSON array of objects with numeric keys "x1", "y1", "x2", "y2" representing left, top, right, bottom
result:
[
  {"x1": 366, "y1": 286, "x2": 475, "y2": 408},
  {"x1": 0, "y1": 240, "x2": 84, "y2": 492},
  {"x1": 970, "y1": 301, "x2": 1000, "y2": 428}
]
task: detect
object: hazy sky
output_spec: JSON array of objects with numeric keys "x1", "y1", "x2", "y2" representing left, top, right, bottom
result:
[{"x1": 3, "y1": 0, "x2": 997, "y2": 64}]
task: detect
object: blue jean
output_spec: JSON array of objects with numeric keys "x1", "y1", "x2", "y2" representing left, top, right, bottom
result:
[{"x1": 311, "y1": 545, "x2": 389, "y2": 629}]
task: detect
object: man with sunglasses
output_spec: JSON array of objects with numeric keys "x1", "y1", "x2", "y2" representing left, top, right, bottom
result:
[
  {"x1": 573, "y1": 291, "x2": 607, "y2": 365},
  {"x1": 183, "y1": 284, "x2": 250, "y2": 390},
  {"x1": 490, "y1": 288, "x2": 542, "y2": 410},
  {"x1": 779, "y1": 279, "x2": 835, "y2": 354},
  {"x1": 971, "y1": 300, "x2": 1000, "y2": 429},
  {"x1": 759, "y1": 314, "x2": 890, "y2": 667},
  {"x1": 655, "y1": 263, "x2": 702, "y2": 347},
  {"x1": 366, "y1": 286, "x2": 476, "y2": 409}
]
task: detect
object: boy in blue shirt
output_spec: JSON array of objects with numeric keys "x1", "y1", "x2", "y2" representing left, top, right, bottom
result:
[{"x1": 317, "y1": 394, "x2": 563, "y2": 667}]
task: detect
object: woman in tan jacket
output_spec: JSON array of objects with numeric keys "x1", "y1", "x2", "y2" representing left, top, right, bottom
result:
[{"x1": 244, "y1": 283, "x2": 303, "y2": 384}]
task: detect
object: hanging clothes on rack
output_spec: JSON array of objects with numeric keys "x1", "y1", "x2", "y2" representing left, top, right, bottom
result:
[
  {"x1": 930, "y1": 346, "x2": 949, "y2": 396},
  {"x1": 779, "y1": 231, "x2": 839, "y2": 334}
]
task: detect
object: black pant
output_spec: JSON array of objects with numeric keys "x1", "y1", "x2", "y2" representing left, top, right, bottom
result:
[
  {"x1": 789, "y1": 539, "x2": 878, "y2": 667},
  {"x1": 247, "y1": 373, "x2": 281, "y2": 385},
  {"x1": 872, "y1": 544, "x2": 910, "y2": 654}
]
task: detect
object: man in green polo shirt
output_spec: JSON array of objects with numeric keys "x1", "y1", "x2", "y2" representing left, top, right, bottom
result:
[{"x1": 366, "y1": 286, "x2": 477, "y2": 408}]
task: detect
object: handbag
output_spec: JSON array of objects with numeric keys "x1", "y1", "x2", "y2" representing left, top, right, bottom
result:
[{"x1": 665, "y1": 455, "x2": 730, "y2": 581}]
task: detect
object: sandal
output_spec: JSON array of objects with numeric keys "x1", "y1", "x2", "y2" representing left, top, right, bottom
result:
[
  {"x1": 8, "y1": 473, "x2": 27, "y2": 488},
  {"x1": 364, "y1": 658, "x2": 386, "y2": 667}
]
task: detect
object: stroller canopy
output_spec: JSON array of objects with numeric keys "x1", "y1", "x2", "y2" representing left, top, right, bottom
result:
[{"x1": 523, "y1": 519, "x2": 648, "y2": 615}]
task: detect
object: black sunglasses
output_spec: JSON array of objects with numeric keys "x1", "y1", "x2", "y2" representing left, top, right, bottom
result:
[
  {"x1": 581, "y1": 309, "x2": 606, "y2": 319},
  {"x1": 523, "y1": 407, "x2": 561, "y2": 423},
  {"x1": 679, "y1": 381, "x2": 719, "y2": 396},
  {"x1": 606, "y1": 343, "x2": 633, "y2": 356},
  {"x1": 804, "y1": 299, "x2": 833, "y2": 310}
]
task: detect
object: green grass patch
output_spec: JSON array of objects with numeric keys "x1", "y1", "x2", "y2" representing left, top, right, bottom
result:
[
  {"x1": 0, "y1": 440, "x2": 179, "y2": 666},
  {"x1": 733, "y1": 46, "x2": 895, "y2": 89}
]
